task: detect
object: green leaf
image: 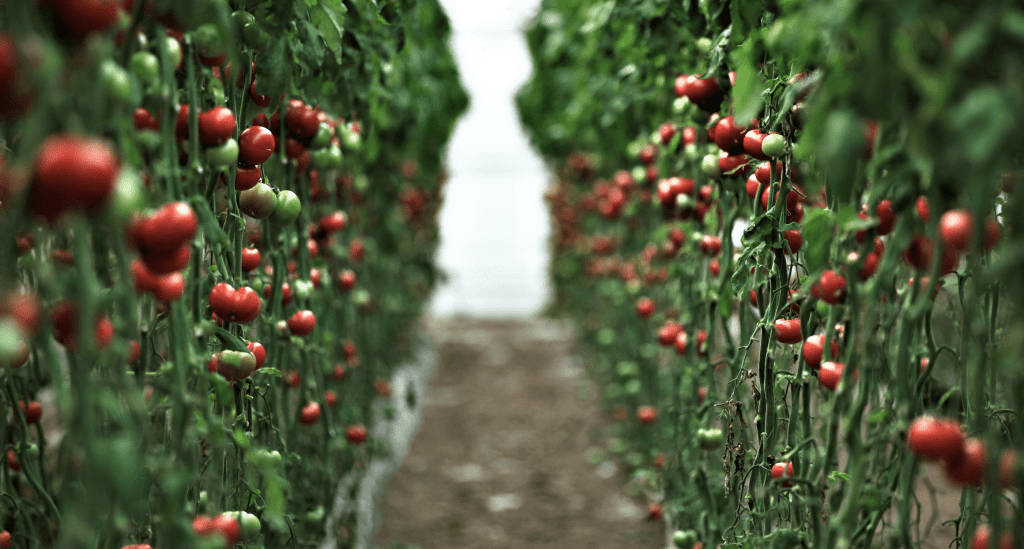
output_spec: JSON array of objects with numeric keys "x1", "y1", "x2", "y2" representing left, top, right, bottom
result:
[
  {"x1": 580, "y1": 1, "x2": 616, "y2": 33},
  {"x1": 819, "y1": 109, "x2": 864, "y2": 204},
  {"x1": 731, "y1": 38, "x2": 763, "y2": 124},
  {"x1": 309, "y1": 0, "x2": 347, "y2": 62},
  {"x1": 802, "y1": 208, "x2": 835, "y2": 274},
  {"x1": 948, "y1": 85, "x2": 1013, "y2": 164}
]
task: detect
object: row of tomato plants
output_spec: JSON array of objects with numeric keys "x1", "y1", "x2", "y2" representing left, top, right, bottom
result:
[
  {"x1": 518, "y1": 0, "x2": 1024, "y2": 547},
  {"x1": 0, "y1": 0, "x2": 466, "y2": 548}
]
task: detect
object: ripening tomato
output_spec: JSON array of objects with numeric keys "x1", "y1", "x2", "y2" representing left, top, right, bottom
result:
[
  {"x1": 907, "y1": 416, "x2": 966, "y2": 462},
  {"x1": 970, "y1": 525, "x2": 1015, "y2": 549},
  {"x1": 30, "y1": 135, "x2": 119, "y2": 221},
  {"x1": 245, "y1": 341, "x2": 266, "y2": 369}
]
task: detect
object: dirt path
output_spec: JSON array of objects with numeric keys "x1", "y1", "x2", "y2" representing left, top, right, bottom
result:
[{"x1": 374, "y1": 317, "x2": 663, "y2": 549}]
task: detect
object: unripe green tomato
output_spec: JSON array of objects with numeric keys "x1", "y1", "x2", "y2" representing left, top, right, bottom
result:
[
  {"x1": 239, "y1": 182, "x2": 278, "y2": 219},
  {"x1": 270, "y1": 190, "x2": 301, "y2": 225},
  {"x1": 292, "y1": 279, "x2": 313, "y2": 300},
  {"x1": 232, "y1": 11, "x2": 256, "y2": 34},
  {"x1": 354, "y1": 174, "x2": 370, "y2": 192},
  {"x1": 130, "y1": 51, "x2": 160, "y2": 87},
  {"x1": 616, "y1": 361, "x2": 639, "y2": 379},
  {"x1": 696, "y1": 37, "x2": 713, "y2": 53},
  {"x1": 672, "y1": 96, "x2": 690, "y2": 114},
  {"x1": 192, "y1": 23, "x2": 227, "y2": 58},
  {"x1": 305, "y1": 506, "x2": 325, "y2": 524},
  {"x1": 104, "y1": 168, "x2": 144, "y2": 227},
  {"x1": 631, "y1": 165, "x2": 646, "y2": 183},
  {"x1": 816, "y1": 299, "x2": 830, "y2": 317},
  {"x1": 240, "y1": 512, "x2": 261, "y2": 539},
  {"x1": 0, "y1": 319, "x2": 27, "y2": 366},
  {"x1": 161, "y1": 36, "x2": 183, "y2": 70},
  {"x1": 625, "y1": 140, "x2": 643, "y2": 159},
  {"x1": 596, "y1": 327, "x2": 615, "y2": 346},
  {"x1": 696, "y1": 428, "x2": 724, "y2": 450},
  {"x1": 100, "y1": 60, "x2": 132, "y2": 104},
  {"x1": 761, "y1": 133, "x2": 787, "y2": 157},
  {"x1": 310, "y1": 145, "x2": 342, "y2": 170},
  {"x1": 673, "y1": 529, "x2": 698, "y2": 548},
  {"x1": 341, "y1": 129, "x2": 362, "y2": 151},
  {"x1": 624, "y1": 379, "x2": 642, "y2": 395},
  {"x1": 701, "y1": 154, "x2": 722, "y2": 178},
  {"x1": 198, "y1": 320, "x2": 219, "y2": 338},
  {"x1": 309, "y1": 123, "x2": 332, "y2": 149},
  {"x1": 206, "y1": 138, "x2": 239, "y2": 167},
  {"x1": 198, "y1": 490, "x2": 208, "y2": 512},
  {"x1": 242, "y1": 22, "x2": 270, "y2": 50},
  {"x1": 137, "y1": 129, "x2": 162, "y2": 152},
  {"x1": 24, "y1": 442, "x2": 39, "y2": 459},
  {"x1": 684, "y1": 143, "x2": 700, "y2": 161}
]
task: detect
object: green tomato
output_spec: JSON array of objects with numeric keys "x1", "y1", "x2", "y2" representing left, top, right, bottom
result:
[
  {"x1": 197, "y1": 490, "x2": 208, "y2": 512},
  {"x1": 232, "y1": 11, "x2": 256, "y2": 34},
  {"x1": 761, "y1": 133, "x2": 787, "y2": 157},
  {"x1": 0, "y1": 319, "x2": 27, "y2": 366},
  {"x1": 696, "y1": 428, "x2": 724, "y2": 450},
  {"x1": 305, "y1": 506, "x2": 325, "y2": 525},
  {"x1": 193, "y1": 23, "x2": 228, "y2": 58},
  {"x1": 242, "y1": 22, "x2": 270, "y2": 50},
  {"x1": 239, "y1": 182, "x2": 278, "y2": 219},
  {"x1": 161, "y1": 36, "x2": 183, "y2": 71},
  {"x1": 239, "y1": 512, "x2": 261, "y2": 539},
  {"x1": 292, "y1": 280, "x2": 313, "y2": 300},
  {"x1": 100, "y1": 60, "x2": 132, "y2": 104},
  {"x1": 684, "y1": 142, "x2": 701, "y2": 161},
  {"x1": 309, "y1": 123, "x2": 332, "y2": 149},
  {"x1": 270, "y1": 190, "x2": 301, "y2": 225},
  {"x1": 104, "y1": 168, "x2": 144, "y2": 227},
  {"x1": 310, "y1": 145, "x2": 342, "y2": 170},
  {"x1": 673, "y1": 529, "x2": 698, "y2": 548},
  {"x1": 136, "y1": 130, "x2": 162, "y2": 153},
  {"x1": 341, "y1": 128, "x2": 362, "y2": 151},
  {"x1": 130, "y1": 51, "x2": 160, "y2": 87},
  {"x1": 701, "y1": 154, "x2": 722, "y2": 178},
  {"x1": 206, "y1": 138, "x2": 239, "y2": 167}
]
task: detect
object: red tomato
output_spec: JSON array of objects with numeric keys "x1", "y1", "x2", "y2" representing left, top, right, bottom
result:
[
  {"x1": 771, "y1": 462, "x2": 794, "y2": 488},
  {"x1": 130, "y1": 201, "x2": 198, "y2": 257},
  {"x1": 246, "y1": 341, "x2": 266, "y2": 368},
  {"x1": 943, "y1": 438, "x2": 987, "y2": 486},
  {"x1": 742, "y1": 129, "x2": 770, "y2": 160},
  {"x1": 818, "y1": 361, "x2": 845, "y2": 391},
  {"x1": 713, "y1": 116, "x2": 748, "y2": 154},
  {"x1": 802, "y1": 335, "x2": 840, "y2": 369},
  {"x1": 235, "y1": 164, "x2": 261, "y2": 191},
  {"x1": 999, "y1": 449, "x2": 1019, "y2": 489},
  {"x1": 211, "y1": 514, "x2": 240, "y2": 546},
  {"x1": 639, "y1": 144, "x2": 657, "y2": 165},
  {"x1": 346, "y1": 424, "x2": 368, "y2": 444},
  {"x1": 287, "y1": 310, "x2": 316, "y2": 336},
  {"x1": 154, "y1": 272, "x2": 185, "y2": 302},
  {"x1": 30, "y1": 135, "x2": 119, "y2": 221},
  {"x1": 19, "y1": 401, "x2": 41, "y2": 424},
  {"x1": 938, "y1": 209, "x2": 975, "y2": 253},
  {"x1": 133, "y1": 107, "x2": 159, "y2": 132},
  {"x1": 51, "y1": 301, "x2": 113, "y2": 350},
  {"x1": 719, "y1": 152, "x2": 751, "y2": 177},
  {"x1": 338, "y1": 269, "x2": 356, "y2": 291},
  {"x1": 783, "y1": 229, "x2": 802, "y2": 255},
  {"x1": 970, "y1": 525, "x2": 1015, "y2": 549},
  {"x1": 6, "y1": 449, "x2": 19, "y2": 471},
  {"x1": 142, "y1": 245, "x2": 191, "y2": 275},
  {"x1": 264, "y1": 283, "x2": 292, "y2": 306},
  {"x1": 916, "y1": 196, "x2": 931, "y2": 221},
  {"x1": 319, "y1": 211, "x2": 348, "y2": 233},
  {"x1": 333, "y1": 364, "x2": 346, "y2": 382},
  {"x1": 876, "y1": 200, "x2": 895, "y2": 235},
  {"x1": 709, "y1": 258, "x2": 721, "y2": 276},
  {"x1": 658, "y1": 122, "x2": 677, "y2": 145},
  {"x1": 299, "y1": 402, "x2": 321, "y2": 425},
  {"x1": 657, "y1": 320, "x2": 682, "y2": 346},
  {"x1": 647, "y1": 503, "x2": 664, "y2": 522},
  {"x1": 325, "y1": 389, "x2": 338, "y2": 407},
  {"x1": 674, "y1": 330, "x2": 689, "y2": 355},
  {"x1": 128, "y1": 339, "x2": 141, "y2": 365},
  {"x1": 635, "y1": 297, "x2": 655, "y2": 319},
  {"x1": 250, "y1": 81, "x2": 270, "y2": 107},
  {"x1": 637, "y1": 405, "x2": 657, "y2": 425},
  {"x1": 773, "y1": 318, "x2": 802, "y2": 344},
  {"x1": 285, "y1": 100, "x2": 319, "y2": 139},
  {"x1": 197, "y1": 106, "x2": 236, "y2": 146},
  {"x1": 755, "y1": 161, "x2": 783, "y2": 185},
  {"x1": 812, "y1": 270, "x2": 847, "y2": 304},
  {"x1": 0, "y1": 531, "x2": 11, "y2": 549},
  {"x1": 238, "y1": 126, "x2": 276, "y2": 166},
  {"x1": 907, "y1": 416, "x2": 966, "y2": 462},
  {"x1": 57, "y1": 0, "x2": 123, "y2": 41},
  {"x1": 241, "y1": 248, "x2": 260, "y2": 272},
  {"x1": 745, "y1": 175, "x2": 763, "y2": 199},
  {"x1": 699, "y1": 235, "x2": 722, "y2": 257},
  {"x1": 350, "y1": 239, "x2": 366, "y2": 262},
  {"x1": 208, "y1": 283, "x2": 261, "y2": 324}
]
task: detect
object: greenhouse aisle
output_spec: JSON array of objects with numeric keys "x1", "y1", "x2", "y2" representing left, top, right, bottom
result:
[{"x1": 373, "y1": 2, "x2": 664, "y2": 548}]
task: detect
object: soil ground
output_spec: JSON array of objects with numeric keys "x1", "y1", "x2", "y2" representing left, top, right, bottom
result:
[{"x1": 374, "y1": 317, "x2": 962, "y2": 549}]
